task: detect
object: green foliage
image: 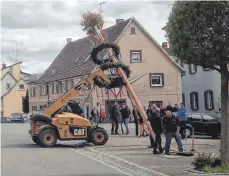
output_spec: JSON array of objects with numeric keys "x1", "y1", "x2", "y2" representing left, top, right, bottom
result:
[
  {"x1": 165, "y1": 1, "x2": 229, "y2": 70},
  {"x1": 22, "y1": 89, "x2": 29, "y2": 113},
  {"x1": 203, "y1": 164, "x2": 229, "y2": 173},
  {"x1": 80, "y1": 11, "x2": 104, "y2": 35},
  {"x1": 191, "y1": 153, "x2": 214, "y2": 171}
]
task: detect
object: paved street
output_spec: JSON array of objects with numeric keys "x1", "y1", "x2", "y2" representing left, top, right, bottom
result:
[{"x1": 1, "y1": 123, "x2": 220, "y2": 176}]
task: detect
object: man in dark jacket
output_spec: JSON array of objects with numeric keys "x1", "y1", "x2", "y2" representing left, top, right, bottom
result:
[
  {"x1": 148, "y1": 104, "x2": 164, "y2": 154},
  {"x1": 110, "y1": 102, "x2": 119, "y2": 135},
  {"x1": 120, "y1": 103, "x2": 131, "y2": 135},
  {"x1": 163, "y1": 111, "x2": 183, "y2": 155}
]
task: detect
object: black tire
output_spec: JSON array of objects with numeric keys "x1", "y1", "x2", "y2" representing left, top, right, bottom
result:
[
  {"x1": 182, "y1": 127, "x2": 192, "y2": 138},
  {"x1": 38, "y1": 128, "x2": 57, "y2": 147},
  {"x1": 91, "y1": 128, "x2": 108, "y2": 145},
  {"x1": 32, "y1": 136, "x2": 40, "y2": 144}
]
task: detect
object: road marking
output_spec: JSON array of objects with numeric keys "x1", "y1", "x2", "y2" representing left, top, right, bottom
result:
[{"x1": 71, "y1": 147, "x2": 170, "y2": 176}]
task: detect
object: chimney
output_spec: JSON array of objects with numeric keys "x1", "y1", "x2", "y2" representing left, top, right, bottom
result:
[
  {"x1": 162, "y1": 42, "x2": 169, "y2": 52},
  {"x1": 116, "y1": 19, "x2": 124, "y2": 24},
  {"x1": 2, "y1": 62, "x2": 6, "y2": 69},
  {"x1": 66, "y1": 38, "x2": 72, "y2": 44}
]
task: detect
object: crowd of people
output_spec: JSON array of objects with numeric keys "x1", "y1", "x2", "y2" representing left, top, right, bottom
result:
[{"x1": 107, "y1": 102, "x2": 188, "y2": 155}]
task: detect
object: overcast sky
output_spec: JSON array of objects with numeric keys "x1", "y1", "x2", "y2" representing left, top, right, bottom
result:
[{"x1": 1, "y1": 0, "x2": 173, "y2": 74}]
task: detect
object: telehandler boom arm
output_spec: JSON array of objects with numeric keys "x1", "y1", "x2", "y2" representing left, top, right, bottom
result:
[{"x1": 43, "y1": 68, "x2": 111, "y2": 116}]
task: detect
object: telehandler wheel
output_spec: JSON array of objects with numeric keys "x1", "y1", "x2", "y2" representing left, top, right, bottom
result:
[
  {"x1": 32, "y1": 136, "x2": 40, "y2": 145},
  {"x1": 91, "y1": 128, "x2": 108, "y2": 145},
  {"x1": 38, "y1": 128, "x2": 57, "y2": 147}
]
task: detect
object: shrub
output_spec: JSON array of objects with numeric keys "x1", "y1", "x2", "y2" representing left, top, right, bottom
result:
[{"x1": 191, "y1": 153, "x2": 214, "y2": 171}]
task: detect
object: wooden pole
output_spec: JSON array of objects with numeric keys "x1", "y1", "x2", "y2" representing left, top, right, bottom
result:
[{"x1": 94, "y1": 26, "x2": 155, "y2": 140}]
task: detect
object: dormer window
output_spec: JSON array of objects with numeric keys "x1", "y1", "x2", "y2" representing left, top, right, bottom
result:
[{"x1": 130, "y1": 27, "x2": 136, "y2": 35}]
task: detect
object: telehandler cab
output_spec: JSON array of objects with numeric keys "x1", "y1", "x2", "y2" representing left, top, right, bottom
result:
[{"x1": 28, "y1": 68, "x2": 110, "y2": 147}]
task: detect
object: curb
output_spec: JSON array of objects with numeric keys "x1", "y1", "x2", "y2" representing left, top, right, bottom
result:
[{"x1": 184, "y1": 168, "x2": 229, "y2": 175}]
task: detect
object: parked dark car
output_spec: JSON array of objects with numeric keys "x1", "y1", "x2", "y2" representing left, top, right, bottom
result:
[
  {"x1": 10, "y1": 113, "x2": 25, "y2": 123},
  {"x1": 180, "y1": 113, "x2": 221, "y2": 139}
]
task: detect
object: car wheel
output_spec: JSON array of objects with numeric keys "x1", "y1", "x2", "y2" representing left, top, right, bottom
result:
[
  {"x1": 38, "y1": 128, "x2": 57, "y2": 147},
  {"x1": 91, "y1": 128, "x2": 108, "y2": 145},
  {"x1": 182, "y1": 127, "x2": 192, "y2": 138}
]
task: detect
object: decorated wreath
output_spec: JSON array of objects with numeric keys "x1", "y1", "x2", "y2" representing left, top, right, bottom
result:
[{"x1": 90, "y1": 43, "x2": 120, "y2": 65}]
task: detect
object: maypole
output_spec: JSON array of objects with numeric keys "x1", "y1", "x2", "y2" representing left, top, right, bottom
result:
[{"x1": 80, "y1": 11, "x2": 155, "y2": 140}]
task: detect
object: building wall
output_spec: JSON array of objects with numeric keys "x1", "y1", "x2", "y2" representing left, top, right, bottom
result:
[
  {"x1": 3, "y1": 79, "x2": 28, "y2": 117},
  {"x1": 29, "y1": 78, "x2": 94, "y2": 118},
  {"x1": 182, "y1": 64, "x2": 221, "y2": 117},
  {"x1": 1, "y1": 74, "x2": 16, "y2": 96}
]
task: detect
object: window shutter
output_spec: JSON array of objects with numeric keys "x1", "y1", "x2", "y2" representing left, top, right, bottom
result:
[
  {"x1": 182, "y1": 93, "x2": 185, "y2": 106},
  {"x1": 196, "y1": 92, "x2": 199, "y2": 110},
  {"x1": 211, "y1": 90, "x2": 214, "y2": 110},
  {"x1": 34, "y1": 87, "x2": 36, "y2": 97},
  {"x1": 56, "y1": 83, "x2": 59, "y2": 94},
  {"x1": 190, "y1": 92, "x2": 193, "y2": 110},
  {"x1": 204, "y1": 91, "x2": 208, "y2": 110},
  {"x1": 52, "y1": 83, "x2": 54, "y2": 94},
  {"x1": 65, "y1": 80, "x2": 68, "y2": 91},
  {"x1": 40, "y1": 85, "x2": 42, "y2": 96}
]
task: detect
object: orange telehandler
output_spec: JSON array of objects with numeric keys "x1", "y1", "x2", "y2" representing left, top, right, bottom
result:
[{"x1": 28, "y1": 68, "x2": 111, "y2": 147}]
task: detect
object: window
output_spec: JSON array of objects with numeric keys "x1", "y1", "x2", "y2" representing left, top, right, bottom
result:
[
  {"x1": 18, "y1": 84, "x2": 24, "y2": 90},
  {"x1": 204, "y1": 90, "x2": 214, "y2": 110},
  {"x1": 40, "y1": 105, "x2": 46, "y2": 110},
  {"x1": 191, "y1": 114, "x2": 202, "y2": 121},
  {"x1": 149, "y1": 101, "x2": 163, "y2": 107},
  {"x1": 149, "y1": 73, "x2": 164, "y2": 87},
  {"x1": 59, "y1": 80, "x2": 68, "y2": 93},
  {"x1": 190, "y1": 91, "x2": 199, "y2": 111},
  {"x1": 189, "y1": 64, "x2": 197, "y2": 74},
  {"x1": 6, "y1": 83, "x2": 11, "y2": 90},
  {"x1": 32, "y1": 106, "x2": 37, "y2": 111},
  {"x1": 130, "y1": 27, "x2": 136, "y2": 35},
  {"x1": 130, "y1": 50, "x2": 142, "y2": 63},
  {"x1": 30, "y1": 87, "x2": 36, "y2": 97},
  {"x1": 40, "y1": 85, "x2": 46, "y2": 96},
  {"x1": 182, "y1": 93, "x2": 185, "y2": 106}
]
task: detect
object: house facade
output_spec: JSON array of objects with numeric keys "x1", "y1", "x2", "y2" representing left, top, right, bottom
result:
[
  {"x1": 1, "y1": 62, "x2": 29, "y2": 117},
  {"x1": 181, "y1": 64, "x2": 221, "y2": 118},
  {"x1": 29, "y1": 18, "x2": 183, "y2": 120}
]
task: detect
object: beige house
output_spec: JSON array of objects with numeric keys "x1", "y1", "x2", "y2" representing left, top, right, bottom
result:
[
  {"x1": 29, "y1": 17, "x2": 183, "y2": 119},
  {"x1": 1, "y1": 62, "x2": 30, "y2": 117}
]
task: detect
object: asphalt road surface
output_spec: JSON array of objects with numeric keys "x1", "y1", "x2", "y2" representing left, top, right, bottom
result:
[
  {"x1": 1, "y1": 123, "x2": 169, "y2": 176},
  {"x1": 1, "y1": 123, "x2": 127, "y2": 176}
]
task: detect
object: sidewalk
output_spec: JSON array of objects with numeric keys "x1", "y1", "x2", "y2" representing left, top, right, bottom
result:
[{"x1": 92, "y1": 123, "x2": 221, "y2": 176}]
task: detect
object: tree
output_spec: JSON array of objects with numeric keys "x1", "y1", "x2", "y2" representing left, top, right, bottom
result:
[
  {"x1": 22, "y1": 89, "x2": 29, "y2": 113},
  {"x1": 165, "y1": 1, "x2": 229, "y2": 164}
]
